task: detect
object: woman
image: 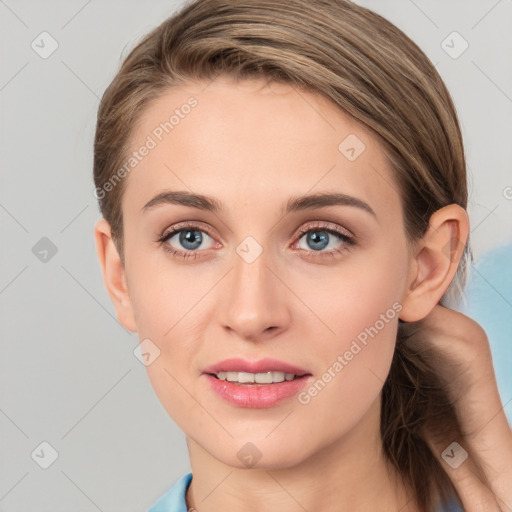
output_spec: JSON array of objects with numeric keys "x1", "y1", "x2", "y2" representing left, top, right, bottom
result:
[{"x1": 92, "y1": 0, "x2": 512, "y2": 510}]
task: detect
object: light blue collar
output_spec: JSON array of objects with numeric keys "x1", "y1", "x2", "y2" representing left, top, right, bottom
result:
[{"x1": 147, "y1": 472, "x2": 192, "y2": 512}]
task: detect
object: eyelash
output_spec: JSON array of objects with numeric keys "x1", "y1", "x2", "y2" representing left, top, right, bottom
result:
[{"x1": 156, "y1": 221, "x2": 356, "y2": 261}]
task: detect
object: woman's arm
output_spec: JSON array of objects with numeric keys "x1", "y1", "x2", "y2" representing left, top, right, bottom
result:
[{"x1": 418, "y1": 304, "x2": 512, "y2": 511}]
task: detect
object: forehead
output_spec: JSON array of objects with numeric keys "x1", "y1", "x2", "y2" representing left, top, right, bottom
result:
[{"x1": 122, "y1": 76, "x2": 401, "y2": 219}]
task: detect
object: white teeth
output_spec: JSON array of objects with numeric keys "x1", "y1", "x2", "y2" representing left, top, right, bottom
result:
[
  {"x1": 271, "y1": 371, "x2": 285, "y2": 383},
  {"x1": 215, "y1": 371, "x2": 298, "y2": 383}
]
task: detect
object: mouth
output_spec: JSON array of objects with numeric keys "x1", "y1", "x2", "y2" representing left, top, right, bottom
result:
[
  {"x1": 202, "y1": 357, "x2": 311, "y2": 379},
  {"x1": 206, "y1": 371, "x2": 309, "y2": 384},
  {"x1": 201, "y1": 358, "x2": 313, "y2": 408},
  {"x1": 203, "y1": 372, "x2": 313, "y2": 408},
  {"x1": 202, "y1": 357, "x2": 314, "y2": 409}
]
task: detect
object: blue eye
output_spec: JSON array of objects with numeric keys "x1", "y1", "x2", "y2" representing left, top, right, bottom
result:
[
  {"x1": 173, "y1": 229, "x2": 205, "y2": 250},
  {"x1": 158, "y1": 226, "x2": 215, "y2": 258},
  {"x1": 299, "y1": 230, "x2": 340, "y2": 251},
  {"x1": 295, "y1": 224, "x2": 355, "y2": 257}
]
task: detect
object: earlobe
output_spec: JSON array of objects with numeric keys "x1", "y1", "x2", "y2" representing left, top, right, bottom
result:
[
  {"x1": 94, "y1": 218, "x2": 138, "y2": 332},
  {"x1": 399, "y1": 205, "x2": 469, "y2": 322}
]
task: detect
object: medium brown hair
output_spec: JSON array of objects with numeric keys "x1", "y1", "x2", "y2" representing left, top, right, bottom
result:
[{"x1": 93, "y1": 0, "x2": 478, "y2": 509}]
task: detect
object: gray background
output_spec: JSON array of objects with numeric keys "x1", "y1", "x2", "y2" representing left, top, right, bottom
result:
[{"x1": 1, "y1": 1, "x2": 511, "y2": 510}]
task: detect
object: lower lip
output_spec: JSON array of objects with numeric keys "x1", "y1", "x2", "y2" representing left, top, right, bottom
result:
[{"x1": 203, "y1": 374, "x2": 313, "y2": 408}]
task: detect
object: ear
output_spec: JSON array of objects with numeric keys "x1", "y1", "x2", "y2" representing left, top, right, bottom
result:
[
  {"x1": 94, "y1": 218, "x2": 137, "y2": 332},
  {"x1": 400, "y1": 204, "x2": 469, "y2": 322}
]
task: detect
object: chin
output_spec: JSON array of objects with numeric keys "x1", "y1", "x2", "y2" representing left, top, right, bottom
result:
[{"x1": 202, "y1": 436, "x2": 316, "y2": 471}]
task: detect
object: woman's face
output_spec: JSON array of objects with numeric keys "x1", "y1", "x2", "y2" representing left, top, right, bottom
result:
[{"x1": 119, "y1": 76, "x2": 413, "y2": 468}]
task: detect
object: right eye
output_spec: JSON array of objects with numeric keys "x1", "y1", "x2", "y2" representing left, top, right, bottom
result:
[{"x1": 157, "y1": 223, "x2": 218, "y2": 259}]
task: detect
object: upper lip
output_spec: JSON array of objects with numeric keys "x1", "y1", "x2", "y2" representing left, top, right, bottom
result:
[{"x1": 203, "y1": 358, "x2": 311, "y2": 376}]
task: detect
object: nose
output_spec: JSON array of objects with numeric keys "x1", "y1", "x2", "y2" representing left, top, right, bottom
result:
[{"x1": 217, "y1": 242, "x2": 291, "y2": 342}]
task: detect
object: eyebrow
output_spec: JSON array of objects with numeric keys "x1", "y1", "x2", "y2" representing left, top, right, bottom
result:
[{"x1": 141, "y1": 190, "x2": 376, "y2": 217}]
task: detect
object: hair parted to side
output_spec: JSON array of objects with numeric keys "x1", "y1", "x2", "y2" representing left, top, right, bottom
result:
[{"x1": 94, "y1": 0, "x2": 477, "y2": 509}]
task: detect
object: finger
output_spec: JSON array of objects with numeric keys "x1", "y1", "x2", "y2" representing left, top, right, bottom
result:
[{"x1": 424, "y1": 434, "x2": 503, "y2": 512}]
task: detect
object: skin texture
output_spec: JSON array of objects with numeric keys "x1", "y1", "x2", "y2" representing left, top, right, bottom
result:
[{"x1": 94, "y1": 76, "x2": 473, "y2": 511}]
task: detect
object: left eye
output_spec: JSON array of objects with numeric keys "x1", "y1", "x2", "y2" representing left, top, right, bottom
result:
[{"x1": 295, "y1": 227, "x2": 354, "y2": 253}]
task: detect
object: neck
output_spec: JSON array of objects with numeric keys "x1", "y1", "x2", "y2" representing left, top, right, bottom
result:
[{"x1": 185, "y1": 394, "x2": 419, "y2": 511}]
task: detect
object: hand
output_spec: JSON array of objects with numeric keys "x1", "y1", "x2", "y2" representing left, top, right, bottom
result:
[{"x1": 409, "y1": 304, "x2": 512, "y2": 511}]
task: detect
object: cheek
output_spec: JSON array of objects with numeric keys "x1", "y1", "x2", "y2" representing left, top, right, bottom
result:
[
  {"x1": 125, "y1": 256, "x2": 210, "y2": 420},
  {"x1": 127, "y1": 251, "x2": 203, "y2": 339},
  {"x1": 293, "y1": 301, "x2": 399, "y2": 444},
  {"x1": 290, "y1": 247, "x2": 405, "y2": 422},
  {"x1": 296, "y1": 242, "x2": 406, "y2": 350}
]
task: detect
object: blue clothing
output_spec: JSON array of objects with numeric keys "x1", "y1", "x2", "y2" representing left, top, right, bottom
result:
[
  {"x1": 148, "y1": 472, "x2": 464, "y2": 511},
  {"x1": 148, "y1": 473, "x2": 192, "y2": 512}
]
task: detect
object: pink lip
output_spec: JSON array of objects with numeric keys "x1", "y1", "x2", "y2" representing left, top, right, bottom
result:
[
  {"x1": 202, "y1": 357, "x2": 310, "y2": 376},
  {"x1": 203, "y1": 374, "x2": 313, "y2": 408},
  {"x1": 201, "y1": 357, "x2": 313, "y2": 409}
]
